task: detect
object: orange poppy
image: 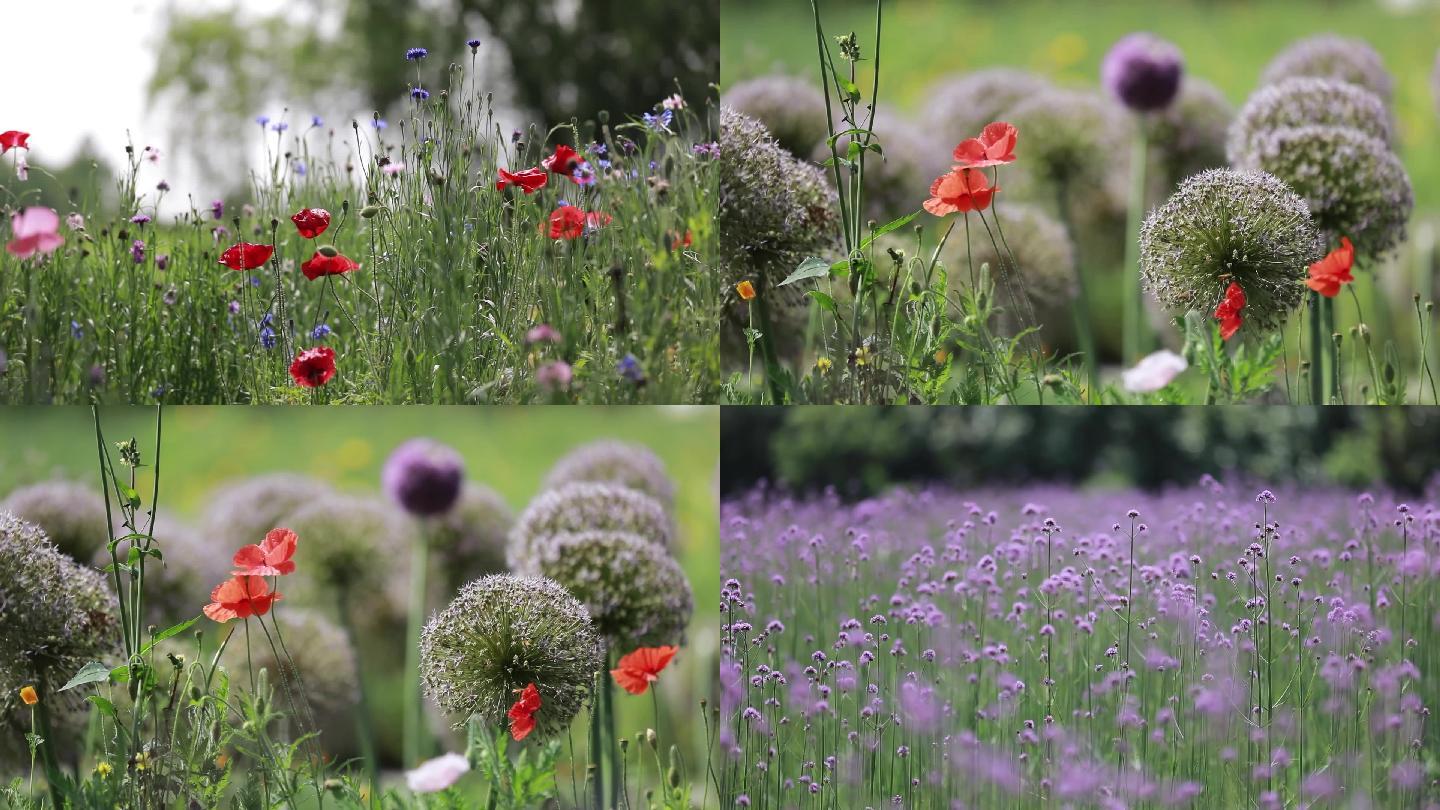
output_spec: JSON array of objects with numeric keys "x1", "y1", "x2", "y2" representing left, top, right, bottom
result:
[
  {"x1": 610, "y1": 645, "x2": 678, "y2": 695},
  {"x1": 1306, "y1": 236, "x2": 1354, "y2": 299},
  {"x1": 922, "y1": 168, "x2": 998, "y2": 217},
  {"x1": 951, "y1": 121, "x2": 1017, "y2": 169},
  {"x1": 232, "y1": 527, "x2": 298, "y2": 577},
  {"x1": 735, "y1": 280, "x2": 756, "y2": 301},
  {"x1": 19, "y1": 685, "x2": 38, "y2": 705},
  {"x1": 508, "y1": 682, "x2": 541, "y2": 741},
  {"x1": 203, "y1": 575, "x2": 281, "y2": 623},
  {"x1": 1214, "y1": 282, "x2": 1246, "y2": 341}
]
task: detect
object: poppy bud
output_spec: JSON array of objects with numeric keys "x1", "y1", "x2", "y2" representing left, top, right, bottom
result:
[
  {"x1": 598, "y1": 110, "x2": 609, "y2": 124},
  {"x1": 645, "y1": 728, "x2": 658, "y2": 749},
  {"x1": 317, "y1": 244, "x2": 340, "y2": 258},
  {"x1": 360, "y1": 205, "x2": 382, "y2": 219}
]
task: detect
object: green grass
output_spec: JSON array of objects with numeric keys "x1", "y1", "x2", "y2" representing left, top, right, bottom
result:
[
  {"x1": 722, "y1": 0, "x2": 1440, "y2": 212},
  {"x1": 0, "y1": 405, "x2": 719, "y2": 806},
  {"x1": 0, "y1": 62, "x2": 719, "y2": 404}
]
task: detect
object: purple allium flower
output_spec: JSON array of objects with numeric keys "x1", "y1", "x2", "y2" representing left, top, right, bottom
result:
[
  {"x1": 406, "y1": 47, "x2": 428, "y2": 61},
  {"x1": 383, "y1": 438, "x2": 466, "y2": 517},
  {"x1": 1101, "y1": 33, "x2": 1184, "y2": 112}
]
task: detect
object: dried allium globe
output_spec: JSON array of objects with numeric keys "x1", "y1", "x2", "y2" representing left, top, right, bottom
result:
[
  {"x1": 2, "y1": 480, "x2": 109, "y2": 562},
  {"x1": 202, "y1": 473, "x2": 335, "y2": 551},
  {"x1": 1259, "y1": 34, "x2": 1393, "y2": 108},
  {"x1": 719, "y1": 107, "x2": 840, "y2": 364},
  {"x1": 1101, "y1": 33, "x2": 1183, "y2": 112},
  {"x1": 1227, "y1": 77, "x2": 1392, "y2": 168},
  {"x1": 920, "y1": 69, "x2": 1052, "y2": 148},
  {"x1": 525, "y1": 530, "x2": 693, "y2": 648},
  {"x1": 1242, "y1": 125, "x2": 1412, "y2": 260},
  {"x1": 382, "y1": 438, "x2": 465, "y2": 517},
  {"x1": 430, "y1": 482, "x2": 514, "y2": 583},
  {"x1": 508, "y1": 481, "x2": 672, "y2": 572},
  {"x1": 0, "y1": 513, "x2": 119, "y2": 730},
  {"x1": 722, "y1": 75, "x2": 831, "y2": 157},
  {"x1": 1148, "y1": 77, "x2": 1234, "y2": 191},
  {"x1": 941, "y1": 203, "x2": 1077, "y2": 346},
  {"x1": 283, "y1": 494, "x2": 415, "y2": 615},
  {"x1": 542, "y1": 439, "x2": 676, "y2": 512},
  {"x1": 1001, "y1": 88, "x2": 1132, "y2": 192},
  {"x1": 1140, "y1": 168, "x2": 1325, "y2": 331},
  {"x1": 420, "y1": 574, "x2": 603, "y2": 738}
]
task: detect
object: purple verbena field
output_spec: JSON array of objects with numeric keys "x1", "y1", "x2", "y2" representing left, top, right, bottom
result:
[{"x1": 720, "y1": 480, "x2": 1440, "y2": 808}]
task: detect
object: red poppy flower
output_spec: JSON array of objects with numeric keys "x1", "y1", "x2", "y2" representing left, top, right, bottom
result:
[
  {"x1": 547, "y1": 206, "x2": 609, "y2": 240},
  {"x1": 232, "y1": 527, "x2": 298, "y2": 577},
  {"x1": 219, "y1": 242, "x2": 275, "y2": 271},
  {"x1": 1305, "y1": 236, "x2": 1355, "y2": 299},
  {"x1": 497, "y1": 166, "x2": 549, "y2": 194},
  {"x1": 0, "y1": 131, "x2": 29, "y2": 154},
  {"x1": 300, "y1": 247, "x2": 361, "y2": 280},
  {"x1": 508, "y1": 683, "x2": 541, "y2": 741},
  {"x1": 541, "y1": 144, "x2": 582, "y2": 180},
  {"x1": 922, "y1": 168, "x2": 998, "y2": 217},
  {"x1": 289, "y1": 346, "x2": 336, "y2": 387},
  {"x1": 610, "y1": 645, "x2": 678, "y2": 695},
  {"x1": 202, "y1": 575, "x2": 281, "y2": 623},
  {"x1": 951, "y1": 121, "x2": 1017, "y2": 169},
  {"x1": 1214, "y1": 282, "x2": 1246, "y2": 341},
  {"x1": 290, "y1": 208, "x2": 331, "y2": 239}
]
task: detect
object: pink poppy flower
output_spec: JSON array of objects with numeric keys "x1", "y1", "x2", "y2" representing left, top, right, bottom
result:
[
  {"x1": 6, "y1": 208, "x2": 64, "y2": 259},
  {"x1": 406, "y1": 752, "x2": 471, "y2": 793}
]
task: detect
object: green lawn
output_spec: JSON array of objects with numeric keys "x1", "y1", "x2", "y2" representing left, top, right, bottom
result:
[{"x1": 722, "y1": 0, "x2": 1440, "y2": 211}]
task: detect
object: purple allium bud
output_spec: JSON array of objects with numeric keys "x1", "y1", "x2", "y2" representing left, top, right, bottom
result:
[
  {"x1": 382, "y1": 438, "x2": 465, "y2": 517},
  {"x1": 1102, "y1": 33, "x2": 1183, "y2": 112}
]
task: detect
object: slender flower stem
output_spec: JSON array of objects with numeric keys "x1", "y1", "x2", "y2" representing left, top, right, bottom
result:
[
  {"x1": 1122, "y1": 119, "x2": 1150, "y2": 364},
  {"x1": 404, "y1": 526, "x2": 431, "y2": 766}
]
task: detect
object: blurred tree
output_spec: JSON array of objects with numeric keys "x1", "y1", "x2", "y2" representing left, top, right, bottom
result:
[
  {"x1": 2, "y1": 139, "x2": 117, "y2": 216},
  {"x1": 148, "y1": 0, "x2": 717, "y2": 187}
]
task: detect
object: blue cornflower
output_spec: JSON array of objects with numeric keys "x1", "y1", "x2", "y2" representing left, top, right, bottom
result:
[
  {"x1": 311, "y1": 115, "x2": 324, "y2": 127},
  {"x1": 466, "y1": 38, "x2": 481, "y2": 51},
  {"x1": 588, "y1": 142, "x2": 608, "y2": 157},
  {"x1": 249, "y1": 276, "x2": 262, "y2": 288},
  {"x1": 310, "y1": 323, "x2": 332, "y2": 340},
  {"x1": 406, "y1": 47, "x2": 428, "y2": 61},
  {"x1": 597, "y1": 158, "x2": 612, "y2": 170},
  {"x1": 292, "y1": 160, "x2": 307, "y2": 177},
  {"x1": 642, "y1": 109, "x2": 673, "y2": 133},
  {"x1": 260, "y1": 327, "x2": 277, "y2": 349},
  {"x1": 271, "y1": 121, "x2": 289, "y2": 133},
  {"x1": 373, "y1": 119, "x2": 388, "y2": 131},
  {"x1": 411, "y1": 87, "x2": 430, "y2": 101},
  {"x1": 618, "y1": 353, "x2": 646, "y2": 384},
  {"x1": 151, "y1": 385, "x2": 167, "y2": 400},
  {"x1": 617, "y1": 136, "x2": 638, "y2": 155},
  {"x1": 256, "y1": 115, "x2": 270, "y2": 127},
  {"x1": 228, "y1": 300, "x2": 241, "y2": 315},
  {"x1": 71, "y1": 320, "x2": 83, "y2": 340},
  {"x1": 574, "y1": 162, "x2": 597, "y2": 187}
]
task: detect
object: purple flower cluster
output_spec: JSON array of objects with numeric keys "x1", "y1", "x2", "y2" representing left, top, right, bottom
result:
[{"x1": 720, "y1": 478, "x2": 1439, "y2": 806}]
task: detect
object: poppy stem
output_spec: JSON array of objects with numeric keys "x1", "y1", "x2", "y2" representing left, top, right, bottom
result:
[{"x1": 336, "y1": 587, "x2": 379, "y2": 802}]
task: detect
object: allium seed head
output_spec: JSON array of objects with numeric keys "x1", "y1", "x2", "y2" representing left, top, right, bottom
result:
[
  {"x1": 1140, "y1": 168, "x2": 1325, "y2": 331},
  {"x1": 1148, "y1": 77, "x2": 1234, "y2": 192},
  {"x1": 1101, "y1": 33, "x2": 1184, "y2": 112},
  {"x1": 1000, "y1": 89, "x2": 1131, "y2": 190},
  {"x1": 1239, "y1": 125, "x2": 1412, "y2": 260},
  {"x1": 920, "y1": 69, "x2": 1052, "y2": 148},
  {"x1": 722, "y1": 75, "x2": 830, "y2": 157},
  {"x1": 202, "y1": 474, "x2": 335, "y2": 552},
  {"x1": 284, "y1": 494, "x2": 415, "y2": 616},
  {"x1": 430, "y1": 482, "x2": 514, "y2": 585},
  {"x1": 1259, "y1": 34, "x2": 1393, "y2": 108},
  {"x1": 543, "y1": 440, "x2": 676, "y2": 512},
  {"x1": 524, "y1": 530, "x2": 693, "y2": 647},
  {"x1": 420, "y1": 574, "x2": 603, "y2": 738},
  {"x1": 509, "y1": 481, "x2": 672, "y2": 571},
  {"x1": 382, "y1": 438, "x2": 465, "y2": 517},
  {"x1": 1227, "y1": 78, "x2": 1393, "y2": 168},
  {"x1": 2, "y1": 480, "x2": 109, "y2": 562}
]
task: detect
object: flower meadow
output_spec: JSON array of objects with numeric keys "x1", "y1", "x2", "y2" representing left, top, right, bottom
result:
[
  {"x1": 0, "y1": 410, "x2": 712, "y2": 809},
  {"x1": 720, "y1": 2, "x2": 1440, "y2": 404},
  {"x1": 0, "y1": 43, "x2": 718, "y2": 404},
  {"x1": 720, "y1": 481, "x2": 1440, "y2": 808}
]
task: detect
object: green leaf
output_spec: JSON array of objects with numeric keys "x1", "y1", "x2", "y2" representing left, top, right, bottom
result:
[
  {"x1": 85, "y1": 695, "x2": 117, "y2": 719},
  {"x1": 778, "y1": 257, "x2": 831, "y2": 288},
  {"x1": 830, "y1": 69, "x2": 861, "y2": 103},
  {"x1": 59, "y1": 661, "x2": 113, "y2": 692},
  {"x1": 860, "y1": 211, "x2": 921, "y2": 250},
  {"x1": 141, "y1": 617, "x2": 199, "y2": 655},
  {"x1": 113, "y1": 477, "x2": 141, "y2": 510},
  {"x1": 806, "y1": 290, "x2": 837, "y2": 314}
]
